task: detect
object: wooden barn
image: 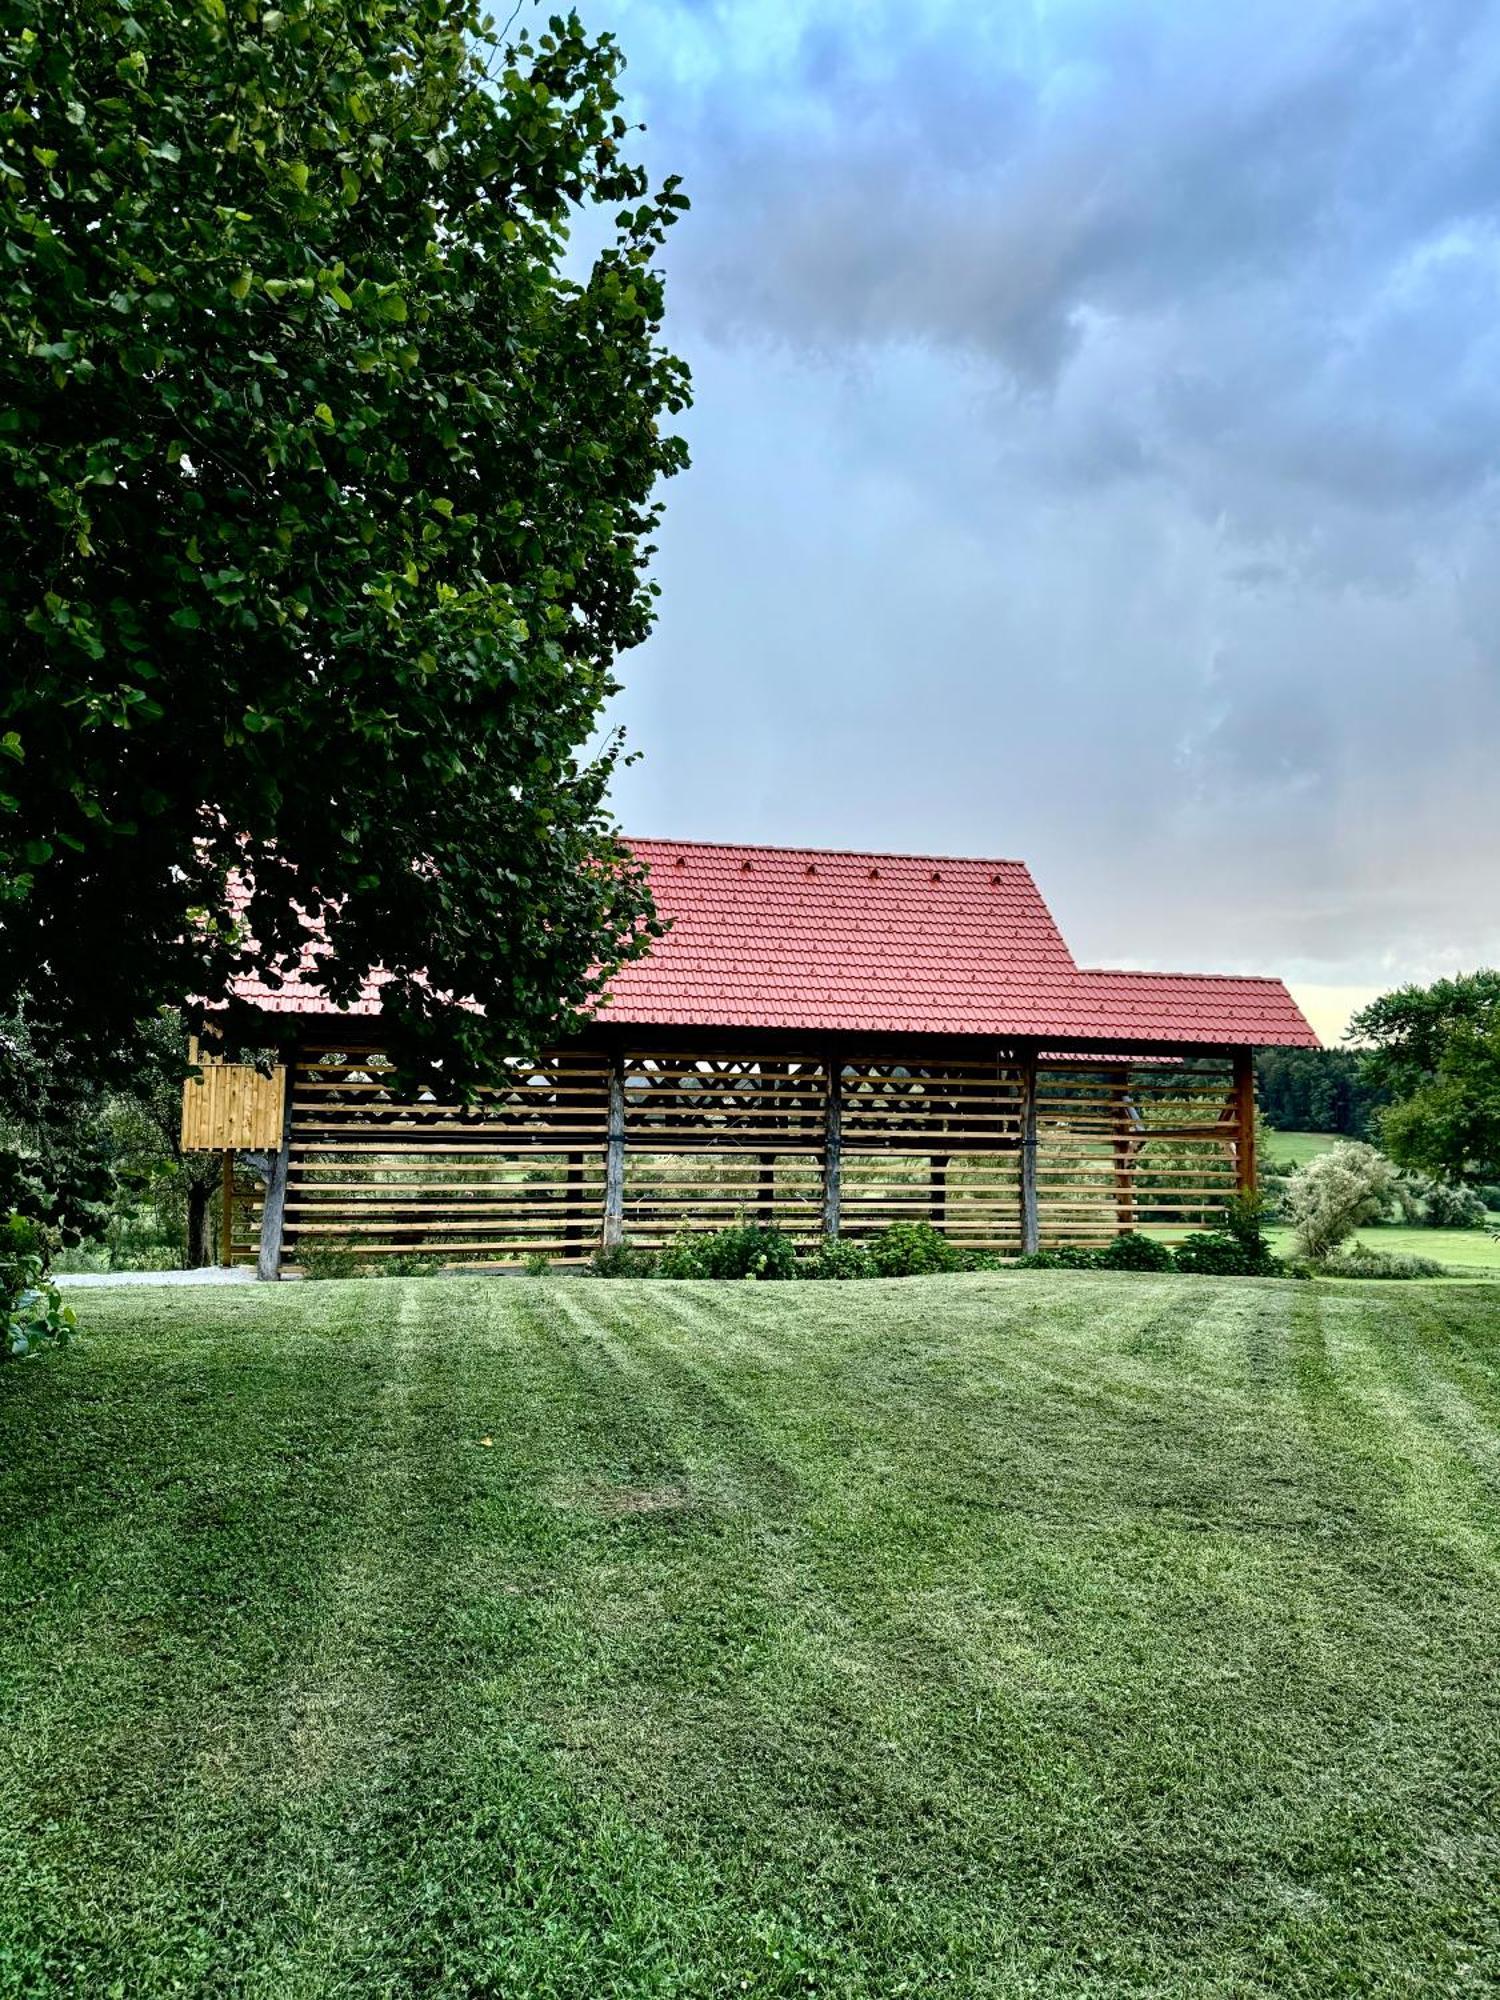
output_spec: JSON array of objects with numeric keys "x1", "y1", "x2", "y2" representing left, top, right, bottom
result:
[{"x1": 183, "y1": 840, "x2": 1319, "y2": 1275}]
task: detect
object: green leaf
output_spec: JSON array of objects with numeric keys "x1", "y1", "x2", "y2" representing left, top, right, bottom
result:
[
  {"x1": 170, "y1": 607, "x2": 200, "y2": 629},
  {"x1": 229, "y1": 267, "x2": 253, "y2": 300}
]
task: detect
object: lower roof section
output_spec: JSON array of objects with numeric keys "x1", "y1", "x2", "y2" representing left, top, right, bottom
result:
[{"x1": 226, "y1": 837, "x2": 1319, "y2": 1050}]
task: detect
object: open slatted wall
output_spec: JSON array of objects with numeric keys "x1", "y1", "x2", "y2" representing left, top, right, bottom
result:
[
  {"x1": 284, "y1": 1046, "x2": 610, "y2": 1268},
  {"x1": 840, "y1": 1055, "x2": 1024, "y2": 1251},
  {"x1": 621, "y1": 1055, "x2": 825, "y2": 1246},
  {"x1": 271, "y1": 1040, "x2": 1251, "y2": 1269},
  {"x1": 1035, "y1": 1057, "x2": 1241, "y2": 1245}
]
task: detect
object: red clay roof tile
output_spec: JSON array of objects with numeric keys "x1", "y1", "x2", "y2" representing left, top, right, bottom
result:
[{"x1": 226, "y1": 837, "x2": 1318, "y2": 1048}]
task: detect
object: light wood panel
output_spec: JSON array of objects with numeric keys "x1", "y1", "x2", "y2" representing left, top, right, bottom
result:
[{"x1": 180, "y1": 1060, "x2": 286, "y2": 1151}]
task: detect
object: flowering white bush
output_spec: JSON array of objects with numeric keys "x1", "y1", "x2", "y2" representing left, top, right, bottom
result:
[{"x1": 1282, "y1": 1143, "x2": 1397, "y2": 1263}]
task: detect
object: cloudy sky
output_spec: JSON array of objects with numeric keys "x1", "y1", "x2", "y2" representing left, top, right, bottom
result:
[{"x1": 579, "y1": 0, "x2": 1500, "y2": 1042}]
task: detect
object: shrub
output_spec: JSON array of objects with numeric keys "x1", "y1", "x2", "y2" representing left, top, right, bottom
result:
[
  {"x1": 1095, "y1": 1230, "x2": 1174, "y2": 1272},
  {"x1": 1172, "y1": 1231, "x2": 1252, "y2": 1275},
  {"x1": 696, "y1": 1225, "x2": 798, "y2": 1281},
  {"x1": 379, "y1": 1252, "x2": 444, "y2": 1278},
  {"x1": 1173, "y1": 1195, "x2": 1282, "y2": 1277},
  {"x1": 521, "y1": 1252, "x2": 554, "y2": 1278},
  {"x1": 1014, "y1": 1245, "x2": 1099, "y2": 1270},
  {"x1": 867, "y1": 1221, "x2": 966, "y2": 1278},
  {"x1": 655, "y1": 1234, "x2": 710, "y2": 1279},
  {"x1": 1, "y1": 1212, "x2": 74, "y2": 1361},
  {"x1": 1391, "y1": 1171, "x2": 1489, "y2": 1229},
  {"x1": 1281, "y1": 1143, "x2": 1397, "y2": 1263},
  {"x1": 804, "y1": 1236, "x2": 875, "y2": 1281},
  {"x1": 958, "y1": 1249, "x2": 1003, "y2": 1272},
  {"x1": 1314, "y1": 1241, "x2": 1449, "y2": 1280},
  {"x1": 589, "y1": 1239, "x2": 658, "y2": 1278},
  {"x1": 298, "y1": 1241, "x2": 362, "y2": 1280}
]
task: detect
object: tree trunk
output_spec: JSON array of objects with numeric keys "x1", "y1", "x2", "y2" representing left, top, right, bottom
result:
[{"x1": 186, "y1": 1180, "x2": 214, "y2": 1268}]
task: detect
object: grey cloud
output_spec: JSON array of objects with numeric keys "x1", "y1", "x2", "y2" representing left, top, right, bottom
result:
[{"x1": 580, "y1": 0, "x2": 1500, "y2": 989}]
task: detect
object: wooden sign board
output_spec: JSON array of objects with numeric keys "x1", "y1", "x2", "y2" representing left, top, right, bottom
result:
[{"x1": 180, "y1": 1062, "x2": 285, "y2": 1152}]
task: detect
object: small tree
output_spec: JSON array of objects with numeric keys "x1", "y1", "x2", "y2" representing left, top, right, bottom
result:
[{"x1": 1282, "y1": 1143, "x2": 1397, "y2": 1264}]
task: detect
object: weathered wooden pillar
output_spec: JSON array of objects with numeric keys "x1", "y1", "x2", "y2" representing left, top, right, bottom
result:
[
  {"x1": 602, "y1": 1051, "x2": 627, "y2": 1247},
  {"x1": 822, "y1": 1050, "x2": 842, "y2": 1236},
  {"x1": 1018, "y1": 1047, "x2": 1039, "y2": 1254},
  {"x1": 1233, "y1": 1048, "x2": 1257, "y2": 1196},
  {"x1": 256, "y1": 1062, "x2": 296, "y2": 1281}
]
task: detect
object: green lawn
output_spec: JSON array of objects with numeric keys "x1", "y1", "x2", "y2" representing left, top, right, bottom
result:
[
  {"x1": 1263, "y1": 1130, "x2": 1343, "y2": 1167},
  {"x1": 4, "y1": 1275, "x2": 1498, "y2": 1998}
]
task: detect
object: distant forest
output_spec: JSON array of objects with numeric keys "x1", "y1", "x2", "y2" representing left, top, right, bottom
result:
[{"x1": 1255, "y1": 1047, "x2": 1384, "y2": 1137}]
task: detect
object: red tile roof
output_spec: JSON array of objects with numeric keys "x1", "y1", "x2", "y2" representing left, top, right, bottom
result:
[{"x1": 225, "y1": 837, "x2": 1318, "y2": 1049}]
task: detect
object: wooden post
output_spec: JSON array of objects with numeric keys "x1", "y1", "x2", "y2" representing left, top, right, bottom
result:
[
  {"x1": 220, "y1": 1150, "x2": 234, "y2": 1267},
  {"x1": 1019, "y1": 1047, "x2": 1039, "y2": 1254},
  {"x1": 1233, "y1": 1048, "x2": 1257, "y2": 1196},
  {"x1": 602, "y1": 1051, "x2": 626, "y2": 1247},
  {"x1": 822, "y1": 1050, "x2": 842, "y2": 1236},
  {"x1": 256, "y1": 1063, "x2": 296, "y2": 1281},
  {"x1": 1112, "y1": 1080, "x2": 1135, "y2": 1232}
]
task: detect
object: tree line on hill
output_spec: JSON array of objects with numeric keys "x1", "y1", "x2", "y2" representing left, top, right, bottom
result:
[{"x1": 1255, "y1": 1047, "x2": 1384, "y2": 1138}]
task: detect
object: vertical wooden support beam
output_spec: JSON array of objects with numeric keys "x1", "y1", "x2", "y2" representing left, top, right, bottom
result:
[
  {"x1": 757, "y1": 1153, "x2": 775, "y2": 1224},
  {"x1": 256, "y1": 1062, "x2": 296, "y2": 1281},
  {"x1": 602, "y1": 1051, "x2": 626, "y2": 1247},
  {"x1": 220, "y1": 1151, "x2": 234, "y2": 1268},
  {"x1": 822, "y1": 1050, "x2": 842, "y2": 1237},
  {"x1": 1234, "y1": 1047, "x2": 1258, "y2": 1197},
  {"x1": 1112, "y1": 1079, "x2": 1135, "y2": 1232},
  {"x1": 1018, "y1": 1047, "x2": 1039, "y2": 1254},
  {"x1": 930, "y1": 1154, "x2": 948, "y2": 1227}
]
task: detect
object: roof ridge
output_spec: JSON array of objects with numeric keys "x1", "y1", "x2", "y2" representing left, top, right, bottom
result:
[
  {"x1": 625, "y1": 836, "x2": 1031, "y2": 868},
  {"x1": 1083, "y1": 966, "x2": 1294, "y2": 987}
]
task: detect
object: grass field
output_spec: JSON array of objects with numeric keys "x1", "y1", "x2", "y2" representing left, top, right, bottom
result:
[
  {"x1": 4, "y1": 1275, "x2": 1499, "y2": 1998},
  {"x1": 1263, "y1": 1130, "x2": 1343, "y2": 1167},
  {"x1": 1263, "y1": 1224, "x2": 1500, "y2": 1275}
]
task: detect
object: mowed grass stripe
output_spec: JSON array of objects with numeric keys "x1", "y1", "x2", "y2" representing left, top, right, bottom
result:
[{"x1": 2, "y1": 1274, "x2": 1497, "y2": 1996}]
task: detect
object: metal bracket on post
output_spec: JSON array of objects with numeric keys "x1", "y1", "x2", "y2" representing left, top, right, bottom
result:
[
  {"x1": 256, "y1": 1061, "x2": 296, "y2": 1281},
  {"x1": 1019, "y1": 1046, "x2": 1039, "y2": 1255},
  {"x1": 822, "y1": 1047, "x2": 842, "y2": 1237},
  {"x1": 602, "y1": 1051, "x2": 626, "y2": 1248}
]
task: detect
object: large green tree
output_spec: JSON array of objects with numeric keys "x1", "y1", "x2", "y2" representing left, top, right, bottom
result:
[
  {"x1": 1351, "y1": 973, "x2": 1500, "y2": 1187},
  {"x1": 0, "y1": 0, "x2": 687, "y2": 1080}
]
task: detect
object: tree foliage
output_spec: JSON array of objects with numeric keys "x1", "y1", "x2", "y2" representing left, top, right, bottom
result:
[
  {"x1": 1351, "y1": 974, "x2": 1500, "y2": 1187},
  {"x1": 0, "y1": 0, "x2": 688, "y2": 1079},
  {"x1": 0, "y1": 1006, "x2": 118, "y2": 1241},
  {"x1": 1255, "y1": 1046, "x2": 1383, "y2": 1138}
]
